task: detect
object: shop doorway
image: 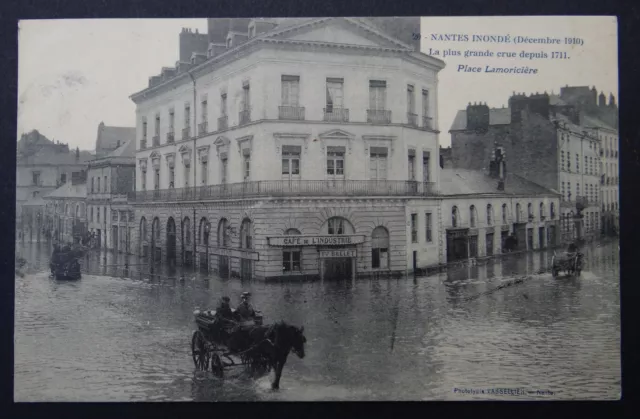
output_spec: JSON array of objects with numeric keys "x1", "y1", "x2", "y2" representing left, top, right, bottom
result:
[{"x1": 323, "y1": 257, "x2": 353, "y2": 281}]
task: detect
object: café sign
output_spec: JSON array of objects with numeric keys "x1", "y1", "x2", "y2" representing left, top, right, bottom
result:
[
  {"x1": 319, "y1": 249, "x2": 357, "y2": 258},
  {"x1": 268, "y1": 235, "x2": 365, "y2": 247},
  {"x1": 209, "y1": 247, "x2": 260, "y2": 261}
]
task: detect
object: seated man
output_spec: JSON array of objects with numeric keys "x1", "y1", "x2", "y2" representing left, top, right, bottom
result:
[
  {"x1": 567, "y1": 242, "x2": 578, "y2": 254},
  {"x1": 236, "y1": 292, "x2": 257, "y2": 322},
  {"x1": 215, "y1": 296, "x2": 235, "y2": 321}
]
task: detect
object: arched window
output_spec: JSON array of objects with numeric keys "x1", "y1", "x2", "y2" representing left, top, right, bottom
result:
[
  {"x1": 452, "y1": 206, "x2": 459, "y2": 228},
  {"x1": 183, "y1": 217, "x2": 191, "y2": 246},
  {"x1": 502, "y1": 204, "x2": 508, "y2": 224},
  {"x1": 283, "y1": 228, "x2": 301, "y2": 273},
  {"x1": 486, "y1": 204, "x2": 493, "y2": 226},
  {"x1": 527, "y1": 203, "x2": 533, "y2": 220},
  {"x1": 550, "y1": 202, "x2": 555, "y2": 219},
  {"x1": 65, "y1": 204, "x2": 69, "y2": 215},
  {"x1": 371, "y1": 226, "x2": 390, "y2": 269},
  {"x1": 152, "y1": 217, "x2": 160, "y2": 242},
  {"x1": 240, "y1": 218, "x2": 252, "y2": 249},
  {"x1": 140, "y1": 217, "x2": 147, "y2": 242},
  {"x1": 328, "y1": 217, "x2": 345, "y2": 235},
  {"x1": 199, "y1": 217, "x2": 210, "y2": 246},
  {"x1": 516, "y1": 203, "x2": 522, "y2": 223},
  {"x1": 469, "y1": 205, "x2": 477, "y2": 228},
  {"x1": 539, "y1": 202, "x2": 545, "y2": 219},
  {"x1": 217, "y1": 218, "x2": 229, "y2": 247}
]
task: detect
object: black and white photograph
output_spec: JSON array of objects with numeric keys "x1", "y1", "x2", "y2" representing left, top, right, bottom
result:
[{"x1": 14, "y1": 16, "x2": 620, "y2": 401}]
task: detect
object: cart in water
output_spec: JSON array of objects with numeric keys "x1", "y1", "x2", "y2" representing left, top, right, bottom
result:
[{"x1": 550, "y1": 249, "x2": 583, "y2": 278}]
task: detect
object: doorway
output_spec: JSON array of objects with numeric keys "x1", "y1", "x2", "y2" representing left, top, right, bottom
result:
[
  {"x1": 323, "y1": 258, "x2": 353, "y2": 281},
  {"x1": 538, "y1": 227, "x2": 545, "y2": 249}
]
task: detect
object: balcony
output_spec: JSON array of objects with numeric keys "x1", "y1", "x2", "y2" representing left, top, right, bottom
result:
[
  {"x1": 182, "y1": 127, "x2": 191, "y2": 140},
  {"x1": 323, "y1": 107, "x2": 349, "y2": 122},
  {"x1": 198, "y1": 121, "x2": 208, "y2": 136},
  {"x1": 422, "y1": 116, "x2": 433, "y2": 130},
  {"x1": 129, "y1": 180, "x2": 440, "y2": 203},
  {"x1": 166, "y1": 131, "x2": 175, "y2": 144},
  {"x1": 218, "y1": 115, "x2": 228, "y2": 131},
  {"x1": 367, "y1": 109, "x2": 391, "y2": 124},
  {"x1": 407, "y1": 112, "x2": 418, "y2": 127},
  {"x1": 239, "y1": 109, "x2": 251, "y2": 126},
  {"x1": 279, "y1": 106, "x2": 305, "y2": 121},
  {"x1": 152, "y1": 135, "x2": 160, "y2": 147},
  {"x1": 140, "y1": 138, "x2": 147, "y2": 149}
]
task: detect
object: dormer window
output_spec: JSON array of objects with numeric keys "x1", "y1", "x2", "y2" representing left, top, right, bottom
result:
[
  {"x1": 226, "y1": 37, "x2": 232, "y2": 48},
  {"x1": 248, "y1": 24, "x2": 256, "y2": 39}
]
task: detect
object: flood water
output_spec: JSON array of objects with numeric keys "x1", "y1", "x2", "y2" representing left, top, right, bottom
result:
[{"x1": 14, "y1": 240, "x2": 620, "y2": 401}]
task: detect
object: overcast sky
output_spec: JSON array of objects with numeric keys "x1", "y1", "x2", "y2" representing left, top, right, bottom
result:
[{"x1": 17, "y1": 17, "x2": 617, "y2": 150}]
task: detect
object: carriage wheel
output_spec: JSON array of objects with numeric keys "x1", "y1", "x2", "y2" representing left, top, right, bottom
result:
[
  {"x1": 211, "y1": 353, "x2": 224, "y2": 378},
  {"x1": 191, "y1": 330, "x2": 210, "y2": 371}
]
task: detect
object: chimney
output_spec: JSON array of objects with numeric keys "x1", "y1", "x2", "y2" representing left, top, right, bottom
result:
[
  {"x1": 466, "y1": 102, "x2": 490, "y2": 132},
  {"x1": 489, "y1": 146, "x2": 507, "y2": 190},
  {"x1": 116, "y1": 140, "x2": 121, "y2": 148},
  {"x1": 75, "y1": 146, "x2": 79, "y2": 162}
]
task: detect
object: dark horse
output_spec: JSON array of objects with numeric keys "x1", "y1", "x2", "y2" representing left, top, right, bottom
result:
[{"x1": 227, "y1": 321, "x2": 306, "y2": 389}]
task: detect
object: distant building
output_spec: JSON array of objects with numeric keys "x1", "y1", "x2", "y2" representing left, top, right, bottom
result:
[
  {"x1": 43, "y1": 171, "x2": 88, "y2": 244},
  {"x1": 449, "y1": 87, "x2": 618, "y2": 242},
  {"x1": 94, "y1": 122, "x2": 136, "y2": 157},
  {"x1": 87, "y1": 138, "x2": 136, "y2": 252},
  {"x1": 16, "y1": 130, "x2": 93, "y2": 222}
]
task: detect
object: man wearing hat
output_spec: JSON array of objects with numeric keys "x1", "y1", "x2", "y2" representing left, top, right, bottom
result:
[
  {"x1": 236, "y1": 292, "x2": 256, "y2": 321},
  {"x1": 215, "y1": 296, "x2": 234, "y2": 320}
]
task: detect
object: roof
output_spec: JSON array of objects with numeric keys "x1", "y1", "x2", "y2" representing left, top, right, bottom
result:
[
  {"x1": 107, "y1": 138, "x2": 136, "y2": 158},
  {"x1": 449, "y1": 108, "x2": 511, "y2": 131},
  {"x1": 22, "y1": 195, "x2": 48, "y2": 207},
  {"x1": 439, "y1": 168, "x2": 558, "y2": 196},
  {"x1": 549, "y1": 94, "x2": 568, "y2": 106},
  {"x1": 43, "y1": 182, "x2": 87, "y2": 200},
  {"x1": 95, "y1": 123, "x2": 136, "y2": 152},
  {"x1": 581, "y1": 114, "x2": 616, "y2": 131},
  {"x1": 18, "y1": 147, "x2": 94, "y2": 166}
]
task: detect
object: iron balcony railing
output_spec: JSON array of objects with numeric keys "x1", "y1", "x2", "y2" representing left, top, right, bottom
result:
[
  {"x1": 422, "y1": 116, "x2": 433, "y2": 130},
  {"x1": 198, "y1": 121, "x2": 208, "y2": 135},
  {"x1": 367, "y1": 109, "x2": 391, "y2": 124},
  {"x1": 182, "y1": 127, "x2": 191, "y2": 140},
  {"x1": 128, "y1": 180, "x2": 439, "y2": 202},
  {"x1": 218, "y1": 115, "x2": 228, "y2": 131},
  {"x1": 239, "y1": 109, "x2": 251, "y2": 125},
  {"x1": 407, "y1": 112, "x2": 418, "y2": 127},
  {"x1": 279, "y1": 106, "x2": 305, "y2": 120},
  {"x1": 152, "y1": 135, "x2": 160, "y2": 147},
  {"x1": 140, "y1": 138, "x2": 147, "y2": 149},
  {"x1": 166, "y1": 131, "x2": 175, "y2": 144},
  {"x1": 323, "y1": 107, "x2": 349, "y2": 122}
]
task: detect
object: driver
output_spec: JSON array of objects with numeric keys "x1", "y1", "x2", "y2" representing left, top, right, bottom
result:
[
  {"x1": 215, "y1": 296, "x2": 234, "y2": 320},
  {"x1": 236, "y1": 292, "x2": 256, "y2": 321},
  {"x1": 567, "y1": 241, "x2": 578, "y2": 253}
]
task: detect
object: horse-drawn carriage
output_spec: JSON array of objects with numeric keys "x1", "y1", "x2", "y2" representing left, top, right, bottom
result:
[
  {"x1": 50, "y1": 245, "x2": 83, "y2": 280},
  {"x1": 550, "y1": 244, "x2": 584, "y2": 278},
  {"x1": 190, "y1": 307, "x2": 306, "y2": 389}
]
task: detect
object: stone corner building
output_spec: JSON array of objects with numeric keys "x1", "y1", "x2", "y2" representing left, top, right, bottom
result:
[{"x1": 130, "y1": 17, "x2": 445, "y2": 280}]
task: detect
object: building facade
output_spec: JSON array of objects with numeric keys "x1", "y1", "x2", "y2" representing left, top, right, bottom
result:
[
  {"x1": 130, "y1": 17, "x2": 445, "y2": 280},
  {"x1": 43, "y1": 172, "x2": 88, "y2": 244},
  {"x1": 449, "y1": 88, "x2": 618, "y2": 243},
  {"x1": 87, "y1": 138, "x2": 136, "y2": 252}
]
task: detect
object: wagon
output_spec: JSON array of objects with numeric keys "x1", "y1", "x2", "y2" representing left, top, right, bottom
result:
[
  {"x1": 190, "y1": 308, "x2": 264, "y2": 377},
  {"x1": 550, "y1": 250, "x2": 583, "y2": 278}
]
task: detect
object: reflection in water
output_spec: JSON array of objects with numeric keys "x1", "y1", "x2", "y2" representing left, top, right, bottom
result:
[{"x1": 14, "y1": 240, "x2": 620, "y2": 401}]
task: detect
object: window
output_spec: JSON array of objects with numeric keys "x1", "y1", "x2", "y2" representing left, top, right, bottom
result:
[
  {"x1": 97, "y1": 207, "x2": 100, "y2": 223},
  {"x1": 155, "y1": 169, "x2": 160, "y2": 190},
  {"x1": 516, "y1": 203, "x2": 521, "y2": 222},
  {"x1": 221, "y1": 157, "x2": 228, "y2": 184},
  {"x1": 585, "y1": 156, "x2": 588, "y2": 174},
  {"x1": 372, "y1": 226, "x2": 390, "y2": 269},
  {"x1": 422, "y1": 89, "x2": 429, "y2": 117},
  {"x1": 282, "y1": 229, "x2": 302, "y2": 273},
  {"x1": 527, "y1": 203, "x2": 533, "y2": 219},
  {"x1": 567, "y1": 182, "x2": 571, "y2": 200},
  {"x1": 90, "y1": 207, "x2": 93, "y2": 222},
  {"x1": 104, "y1": 176, "x2": 107, "y2": 193},
  {"x1": 97, "y1": 177, "x2": 101, "y2": 192},
  {"x1": 369, "y1": 80, "x2": 387, "y2": 110},
  {"x1": 411, "y1": 213, "x2": 418, "y2": 243},
  {"x1": 155, "y1": 114, "x2": 160, "y2": 135},
  {"x1": 242, "y1": 150, "x2": 250, "y2": 180},
  {"x1": 452, "y1": 206, "x2": 459, "y2": 228},
  {"x1": 327, "y1": 146, "x2": 345, "y2": 177},
  {"x1": 201, "y1": 161, "x2": 207, "y2": 185},
  {"x1": 502, "y1": 204, "x2": 508, "y2": 224},
  {"x1": 577, "y1": 182, "x2": 580, "y2": 197},
  {"x1": 220, "y1": 93, "x2": 227, "y2": 116},
  {"x1": 184, "y1": 104, "x2": 191, "y2": 128},
  {"x1": 184, "y1": 164, "x2": 189, "y2": 187},
  {"x1": 141, "y1": 171, "x2": 146, "y2": 191},
  {"x1": 241, "y1": 84, "x2": 250, "y2": 111},
  {"x1": 423, "y1": 151, "x2": 431, "y2": 182},
  {"x1": 562, "y1": 182, "x2": 565, "y2": 200},
  {"x1": 487, "y1": 204, "x2": 493, "y2": 226},
  {"x1": 328, "y1": 217, "x2": 345, "y2": 235},
  {"x1": 561, "y1": 151, "x2": 564, "y2": 170},
  {"x1": 142, "y1": 118, "x2": 148, "y2": 140},
  {"x1": 169, "y1": 109, "x2": 175, "y2": 131},
  {"x1": 32, "y1": 171, "x2": 40, "y2": 186},
  {"x1": 326, "y1": 78, "x2": 344, "y2": 112},
  {"x1": 169, "y1": 168, "x2": 175, "y2": 188},
  {"x1": 201, "y1": 97, "x2": 208, "y2": 122},
  {"x1": 282, "y1": 146, "x2": 301, "y2": 179},
  {"x1": 249, "y1": 25, "x2": 256, "y2": 38},
  {"x1": 469, "y1": 205, "x2": 477, "y2": 228},
  {"x1": 540, "y1": 202, "x2": 545, "y2": 219},
  {"x1": 407, "y1": 84, "x2": 415, "y2": 114},
  {"x1": 61, "y1": 173, "x2": 66, "y2": 184},
  {"x1": 408, "y1": 150, "x2": 416, "y2": 180},
  {"x1": 550, "y1": 202, "x2": 555, "y2": 219},
  {"x1": 425, "y1": 212, "x2": 433, "y2": 242},
  {"x1": 576, "y1": 153, "x2": 579, "y2": 173},
  {"x1": 369, "y1": 147, "x2": 388, "y2": 180},
  {"x1": 281, "y1": 75, "x2": 300, "y2": 106},
  {"x1": 184, "y1": 217, "x2": 191, "y2": 246}
]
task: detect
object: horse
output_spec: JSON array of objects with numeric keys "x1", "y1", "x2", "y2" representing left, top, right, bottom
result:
[{"x1": 228, "y1": 320, "x2": 306, "y2": 390}]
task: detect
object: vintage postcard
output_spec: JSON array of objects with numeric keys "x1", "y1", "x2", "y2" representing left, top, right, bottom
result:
[{"x1": 15, "y1": 16, "x2": 619, "y2": 401}]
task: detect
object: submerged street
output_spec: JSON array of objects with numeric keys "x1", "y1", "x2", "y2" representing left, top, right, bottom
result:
[{"x1": 14, "y1": 241, "x2": 620, "y2": 401}]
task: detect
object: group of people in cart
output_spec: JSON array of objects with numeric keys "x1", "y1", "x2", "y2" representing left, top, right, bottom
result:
[{"x1": 215, "y1": 292, "x2": 261, "y2": 326}]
